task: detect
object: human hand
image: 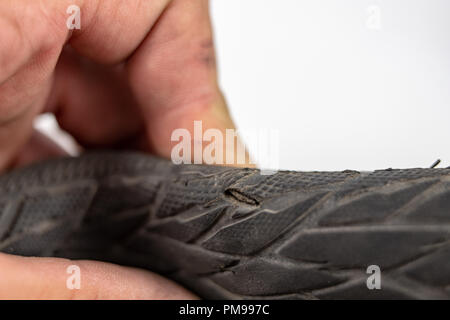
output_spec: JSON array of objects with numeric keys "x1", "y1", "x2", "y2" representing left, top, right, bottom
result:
[{"x1": 0, "y1": 0, "x2": 233, "y2": 299}]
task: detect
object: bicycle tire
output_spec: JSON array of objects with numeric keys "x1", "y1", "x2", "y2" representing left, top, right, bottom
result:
[{"x1": 0, "y1": 152, "x2": 449, "y2": 300}]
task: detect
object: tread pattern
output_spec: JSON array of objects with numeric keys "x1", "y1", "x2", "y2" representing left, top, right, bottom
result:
[{"x1": 0, "y1": 152, "x2": 450, "y2": 299}]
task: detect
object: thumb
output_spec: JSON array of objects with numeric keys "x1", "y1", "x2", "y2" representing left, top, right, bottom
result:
[{"x1": 0, "y1": 253, "x2": 197, "y2": 300}]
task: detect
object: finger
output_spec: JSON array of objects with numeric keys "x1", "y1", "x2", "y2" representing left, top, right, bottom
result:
[
  {"x1": 47, "y1": 0, "x2": 242, "y2": 161},
  {"x1": 0, "y1": 0, "x2": 171, "y2": 170},
  {"x1": 0, "y1": 0, "x2": 65, "y2": 170},
  {"x1": 1, "y1": 0, "x2": 171, "y2": 77},
  {"x1": 0, "y1": 253, "x2": 197, "y2": 300},
  {"x1": 47, "y1": 0, "x2": 171, "y2": 63},
  {"x1": 1, "y1": 0, "x2": 246, "y2": 168},
  {"x1": 1, "y1": 0, "x2": 176, "y2": 82},
  {"x1": 127, "y1": 0, "x2": 241, "y2": 161}
]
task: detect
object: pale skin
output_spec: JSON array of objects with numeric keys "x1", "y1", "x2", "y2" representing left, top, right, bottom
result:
[{"x1": 0, "y1": 0, "x2": 238, "y2": 299}]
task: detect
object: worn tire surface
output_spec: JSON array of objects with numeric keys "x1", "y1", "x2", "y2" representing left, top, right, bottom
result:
[{"x1": 0, "y1": 152, "x2": 449, "y2": 299}]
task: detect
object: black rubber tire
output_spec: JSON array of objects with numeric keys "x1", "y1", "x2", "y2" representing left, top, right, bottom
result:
[{"x1": 1, "y1": 152, "x2": 450, "y2": 300}]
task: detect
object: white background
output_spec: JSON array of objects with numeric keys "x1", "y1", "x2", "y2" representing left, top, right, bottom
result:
[
  {"x1": 211, "y1": 0, "x2": 450, "y2": 171},
  {"x1": 38, "y1": 0, "x2": 450, "y2": 171}
]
